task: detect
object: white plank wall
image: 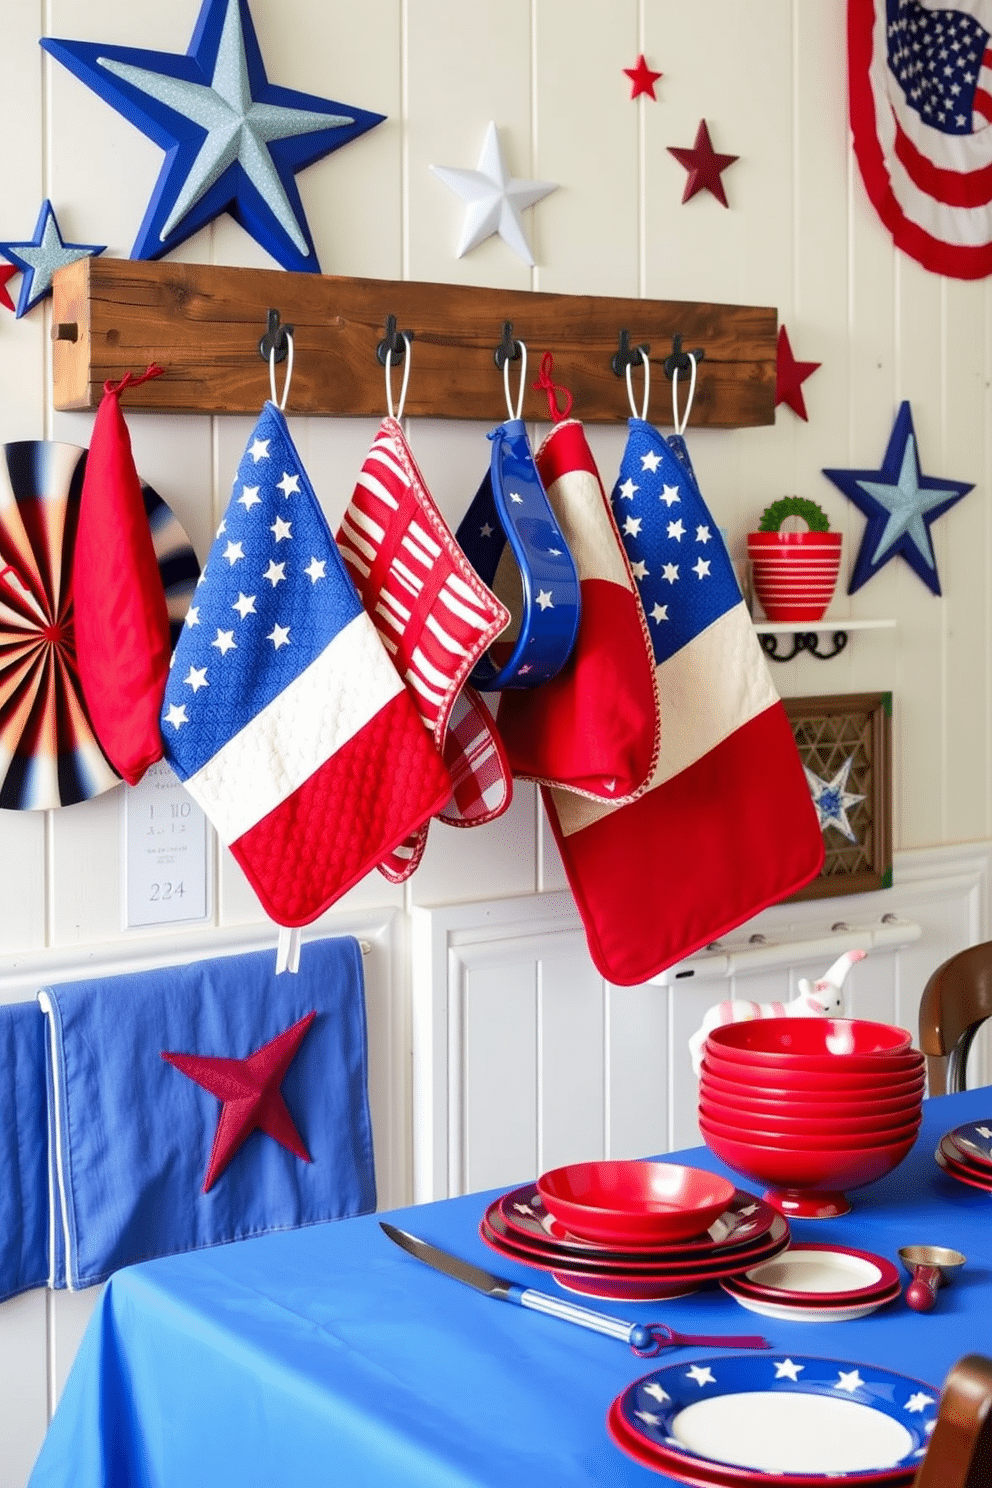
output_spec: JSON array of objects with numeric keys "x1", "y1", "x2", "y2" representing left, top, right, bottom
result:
[{"x1": 0, "y1": 2, "x2": 991, "y2": 1484}]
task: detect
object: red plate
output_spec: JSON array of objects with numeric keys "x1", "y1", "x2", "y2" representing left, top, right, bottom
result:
[
  {"x1": 496, "y1": 1183, "x2": 777, "y2": 1258},
  {"x1": 937, "y1": 1134, "x2": 992, "y2": 1178},
  {"x1": 723, "y1": 1245, "x2": 901, "y2": 1305},
  {"x1": 935, "y1": 1146, "x2": 992, "y2": 1193}
]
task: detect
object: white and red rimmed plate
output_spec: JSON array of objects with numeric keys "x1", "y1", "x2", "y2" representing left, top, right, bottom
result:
[
  {"x1": 943, "y1": 1118, "x2": 992, "y2": 1171},
  {"x1": 934, "y1": 1143, "x2": 992, "y2": 1194},
  {"x1": 496, "y1": 1183, "x2": 778, "y2": 1258},
  {"x1": 720, "y1": 1243, "x2": 902, "y2": 1323},
  {"x1": 608, "y1": 1354, "x2": 937, "y2": 1486}
]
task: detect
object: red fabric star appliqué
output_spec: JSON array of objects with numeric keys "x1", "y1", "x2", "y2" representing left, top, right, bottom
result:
[
  {"x1": 668, "y1": 120, "x2": 738, "y2": 207},
  {"x1": 624, "y1": 54, "x2": 663, "y2": 100},
  {"x1": 0, "y1": 265, "x2": 18, "y2": 313},
  {"x1": 163, "y1": 1011, "x2": 316, "y2": 1192},
  {"x1": 775, "y1": 325, "x2": 821, "y2": 421}
]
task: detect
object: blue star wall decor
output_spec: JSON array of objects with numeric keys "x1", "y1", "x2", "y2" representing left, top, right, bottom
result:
[
  {"x1": 822, "y1": 401, "x2": 972, "y2": 596},
  {"x1": 804, "y1": 755, "x2": 865, "y2": 844},
  {"x1": 41, "y1": 0, "x2": 386, "y2": 274},
  {"x1": 0, "y1": 201, "x2": 104, "y2": 318}
]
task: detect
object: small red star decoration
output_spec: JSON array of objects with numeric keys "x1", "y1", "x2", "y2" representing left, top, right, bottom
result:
[
  {"x1": 163, "y1": 1011, "x2": 316, "y2": 1192},
  {"x1": 0, "y1": 265, "x2": 18, "y2": 313},
  {"x1": 624, "y1": 54, "x2": 663, "y2": 101},
  {"x1": 667, "y1": 120, "x2": 739, "y2": 207},
  {"x1": 775, "y1": 325, "x2": 821, "y2": 421}
]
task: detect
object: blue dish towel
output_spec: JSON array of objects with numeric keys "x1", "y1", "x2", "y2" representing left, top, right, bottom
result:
[
  {"x1": 38, "y1": 937, "x2": 376, "y2": 1290},
  {"x1": 0, "y1": 1001, "x2": 49, "y2": 1301}
]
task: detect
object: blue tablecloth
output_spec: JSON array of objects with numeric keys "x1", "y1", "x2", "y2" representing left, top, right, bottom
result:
[{"x1": 28, "y1": 1090, "x2": 992, "y2": 1487}]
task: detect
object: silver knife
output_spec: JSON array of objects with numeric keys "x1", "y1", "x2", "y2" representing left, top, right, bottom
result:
[{"x1": 379, "y1": 1221, "x2": 768, "y2": 1356}]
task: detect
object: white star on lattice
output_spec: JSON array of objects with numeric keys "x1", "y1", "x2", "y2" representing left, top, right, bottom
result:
[
  {"x1": 430, "y1": 121, "x2": 558, "y2": 265},
  {"x1": 536, "y1": 589, "x2": 554, "y2": 610},
  {"x1": 805, "y1": 754, "x2": 865, "y2": 843}
]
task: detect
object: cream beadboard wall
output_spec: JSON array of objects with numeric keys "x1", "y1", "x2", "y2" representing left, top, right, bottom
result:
[{"x1": 2, "y1": 1, "x2": 992, "y2": 1483}]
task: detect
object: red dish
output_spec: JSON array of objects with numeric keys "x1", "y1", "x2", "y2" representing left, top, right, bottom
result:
[
  {"x1": 935, "y1": 1147, "x2": 992, "y2": 1193},
  {"x1": 699, "y1": 1111, "x2": 922, "y2": 1152},
  {"x1": 698, "y1": 1094, "x2": 922, "y2": 1138},
  {"x1": 701, "y1": 1124, "x2": 917, "y2": 1218},
  {"x1": 697, "y1": 1075, "x2": 925, "y2": 1124},
  {"x1": 706, "y1": 1017, "x2": 913, "y2": 1062},
  {"x1": 701, "y1": 1048, "x2": 925, "y2": 1094},
  {"x1": 495, "y1": 1183, "x2": 778, "y2": 1258},
  {"x1": 535, "y1": 1160, "x2": 736, "y2": 1246}
]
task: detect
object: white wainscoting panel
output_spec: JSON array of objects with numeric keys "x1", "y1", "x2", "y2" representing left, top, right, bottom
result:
[{"x1": 410, "y1": 842, "x2": 992, "y2": 1202}]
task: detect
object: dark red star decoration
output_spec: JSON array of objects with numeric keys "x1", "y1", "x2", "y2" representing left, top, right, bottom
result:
[
  {"x1": 624, "y1": 54, "x2": 663, "y2": 100},
  {"x1": 667, "y1": 120, "x2": 738, "y2": 207},
  {"x1": 0, "y1": 265, "x2": 18, "y2": 313},
  {"x1": 775, "y1": 325, "x2": 821, "y2": 421},
  {"x1": 162, "y1": 1011, "x2": 316, "y2": 1192}
]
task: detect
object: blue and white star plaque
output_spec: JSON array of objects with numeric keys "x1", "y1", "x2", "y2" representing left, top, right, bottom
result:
[
  {"x1": 41, "y1": 0, "x2": 385, "y2": 273},
  {"x1": 822, "y1": 401, "x2": 972, "y2": 596},
  {"x1": 0, "y1": 201, "x2": 104, "y2": 318}
]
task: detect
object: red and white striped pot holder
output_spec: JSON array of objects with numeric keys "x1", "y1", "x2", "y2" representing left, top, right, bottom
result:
[{"x1": 337, "y1": 418, "x2": 512, "y2": 882}]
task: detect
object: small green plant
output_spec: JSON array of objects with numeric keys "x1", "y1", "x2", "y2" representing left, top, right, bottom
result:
[{"x1": 757, "y1": 497, "x2": 831, "y2": 533}]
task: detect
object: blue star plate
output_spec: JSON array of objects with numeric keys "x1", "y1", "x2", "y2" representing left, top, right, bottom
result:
[{"x1": 612, "y1": 1355, "x2": 938, "y2": 1484}]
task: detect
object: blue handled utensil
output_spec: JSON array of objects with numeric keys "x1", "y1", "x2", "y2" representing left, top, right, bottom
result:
[{"x1": 380, "y1": 1222, "x2": 769, "y2": 1357}]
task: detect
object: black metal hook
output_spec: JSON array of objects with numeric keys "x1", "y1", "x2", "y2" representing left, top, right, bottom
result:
[
  {"x1": 663, "y1": 333, "x2": 705, "y2": 379},
  {"x1": 493, "y1": 321, "x2": 522, "y2": 370},
  {"x1": 611, "y1": 329, "x2": 650, "y2": 377},
  {"x1": 376, "y1": 314, "x2": 413, "y2": 366},
  {"x1": 258, "y1": 308, "x2": 294, "y2": 365}
]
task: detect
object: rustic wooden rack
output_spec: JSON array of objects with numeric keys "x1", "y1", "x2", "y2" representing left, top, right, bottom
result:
[{"x1": 51, "y1": 257, "x2": 776, "y2": 427}]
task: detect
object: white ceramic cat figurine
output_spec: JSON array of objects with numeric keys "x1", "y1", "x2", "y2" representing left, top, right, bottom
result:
[{"x1": 688, "y1": 948, "x2": 867, "y2": 1075}]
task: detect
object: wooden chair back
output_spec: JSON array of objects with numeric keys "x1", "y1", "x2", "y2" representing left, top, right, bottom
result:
[
  {"x1": 918, "y1": 942, "x2": 992, "y2": 1094},
  {"x1": 914, "y1": 1353, "x2": 992, "y2": 1488}
]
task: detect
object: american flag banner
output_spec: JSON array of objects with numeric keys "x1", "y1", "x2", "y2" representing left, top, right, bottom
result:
[
  {"x1": 160, "y1": 403, "x2": 451, "y2": 926},
  {"x1": 849, "y1": 0, "x2": 992, "y2": 277},
  {"x1": 540, "y1": 422, "x2": 824, "y2": 986},
  {"x1": 337, "y1": 417, "x2": 512, "y2": 882}
]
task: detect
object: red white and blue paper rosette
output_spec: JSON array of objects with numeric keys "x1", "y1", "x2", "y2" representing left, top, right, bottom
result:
[{"x1": 0, "y1": 440, "x2": 198, "y2": 809}]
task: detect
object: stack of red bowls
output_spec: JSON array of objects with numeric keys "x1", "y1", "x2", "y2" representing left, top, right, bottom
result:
[{"x1": 698, "y1": 1018, "x2": 925, "y2": 1219}]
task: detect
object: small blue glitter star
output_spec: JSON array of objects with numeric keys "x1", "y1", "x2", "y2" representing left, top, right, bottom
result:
[
  {"x1": 0, "y1": 201, "x2": 104, "y2": 318},
  {"x1": 41, "y1": 0, "x2": 385, "y2": 273},
  {"x1": 822, "y1": 401, "x2": 972, "y2": 596}
]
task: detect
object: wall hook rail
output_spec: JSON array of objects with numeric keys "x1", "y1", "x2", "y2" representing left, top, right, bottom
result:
[
  {"x1": 493, "y1": 320, "x2": 522, "y2": 370},
  {"x1": 663, "y1": 333, "x2": 705, "y2": 379},
  {"x1": 759, "y1": 630, "x2": 850, "y2": 663},
  {"x1": 258, "y1": 307, "x2": 294, "y2": 365},
  {"x1": 376, "y1": 313, "x2": 413, "y2": 366},
  {"x1": 611, "y1": 329, "x2": 650, "y2": 377}
]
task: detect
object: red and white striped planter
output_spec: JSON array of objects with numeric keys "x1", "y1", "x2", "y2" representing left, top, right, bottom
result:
[{"x1": 746, "y1": 530, "x2": 842, "y2": 623}]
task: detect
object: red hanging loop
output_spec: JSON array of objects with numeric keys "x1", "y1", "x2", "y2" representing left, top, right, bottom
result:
[
  {"x1": 105, "y1": 363, "x2": 165, "y2": 397},
  {"x1": 532, "y1": 352, "x2": 573, "y2": 423}
]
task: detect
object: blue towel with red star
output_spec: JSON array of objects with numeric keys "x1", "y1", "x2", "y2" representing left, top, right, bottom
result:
[
  {"x1": 38, "y1": 937, "x2": 375, "y2": 1290},
  {"x1": 0, "y1": 1001, "x2": 48, "y2": 1302}
]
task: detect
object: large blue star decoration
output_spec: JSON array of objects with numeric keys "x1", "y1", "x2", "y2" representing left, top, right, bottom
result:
[
  {"x1": 822, "y1": 401, "x2": 972, "y2": 596},
  {"x1": 0, "y1": 201, "x2": 104, "y2": 318},
  {"x1": 41, "y1": 0, "x2": 386, "y2": 274}
]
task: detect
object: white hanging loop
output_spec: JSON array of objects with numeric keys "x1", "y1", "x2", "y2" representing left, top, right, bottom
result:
[
  {"x1": 672, "y1": 352, "x2": 697, "y2": 436},
  {"x1": 625, "y1": 348, "x2": 651, "y2": 421},
  {"x1": 503, "y1": 339, "x2": 528, "y2": 421},
  {"x1": 268, "y1": 330, "x2": 295, "y2": 412},
  {"x1": 385, "y1": 333, "x2": 412, "y2": 420}
]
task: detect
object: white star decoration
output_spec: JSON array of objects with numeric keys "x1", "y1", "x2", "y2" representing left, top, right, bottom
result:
[
  {"x1": 685, "y1": 1365, "x2": 715, "y2": 1388},
  {"x1": 623, "y1": 516, "x2": 643, "y2": 537},
  {"x1": 659, "y1": 484, "x2": 681, "y2": 506},
  {"x1": 619, "y1": 478, "x2": 639, "y2": 500},
  {"x1": 186, "y1": 606, "x2": 200, "y2": 627},
  {"x1": 905, "y1": 1392, "x2": 935, "y2": 1413},
  {"x1": 304, "y1": 557, "x2": 326, "y2": 584},
  {"x1": 263, "y1": 559, "x2": 286, "y2": 586},
  {"x1": 667, "y1": 519, "x2": 685, "y2": 541},
  {"x1": 232, "y1": 592, "x2": 257, "y2": 618},
  {"x1": 696, "y1": 524, "x2": 711, "y2": 543},
  {"x1": 183, "y1": 666, "x2": 208, "y2": 693},
  {"x1": 212, "y1": 629, "x2": 236, "y2": 655},
  {"x1": 643, "y1": 1383, "x2": 671, "y2": 1403},
  {"x1": 270, "y1": 516, "x2": 292, "y2": 542},
  {"x1": 693, "y1": 557, "x2": 711, "y2": 579},
  {"x1": 164, "y1": 703, "x2": 188, "y2": 730},
  {"x1": 267, "y1": 623, "x2": 290, "y2": 649},
  {"x1": 238, "y1": 485, "x2": 261, "y2": 510},
  {"x1": 976, "y1": 1125, "x2": 992, "y2": 1139},
  {"x1": 276, "y1": 472, "x2": 300, "y2": 497},
  {"x1": 509, "y1": 491, "x2": 524, "y2": 505},
  {"x1": 805, "y1": 754, "x2": 865, "y2": 843},
  {"x1": 836, "y1": 1369, "x2": 865, "y2": 1394},
  {"x1": 641, "y1": 451, "x2": 662, "y2": 474},
  {"x1": 430, "y1": 121, "x2": 558, "y2": 265},
  {"x1": 650, "y1": 602, "x2": 668, "y2": 622},
  {"x1": 536, "y1": 589, "x2": 554, "y2": 610},
  {"x1": 774, "y1": 1359, "x2": 805, "y2": 1381},
  {"x1": 248, "y1": 438, "x2": 270, "y2": 463},
  {"x1": 222, "y1": 540, "x2": 245, "y2": 565},
  {"x1": 630, "y1": 560, "x2": 649, "y2": 580},
  {"x1": 662, "y1": 563, "x2": 679, "y2": 584},
  {"x1": 634, "y1": 1411, "x2": 662, "y2": 1427}
]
